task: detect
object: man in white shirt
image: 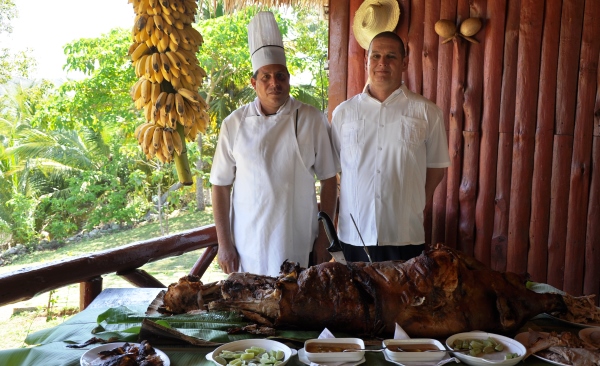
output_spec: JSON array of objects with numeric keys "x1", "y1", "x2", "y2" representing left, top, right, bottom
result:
[
  {"x1": 331, "y1": 31, "x2": 450, "y2": 262},
  {"x1": 209, "y1": 12, "x2": 339, "y2": 277}
]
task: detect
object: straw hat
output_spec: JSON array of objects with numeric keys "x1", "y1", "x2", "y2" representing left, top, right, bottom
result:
[{"x1": 353, "y1": 0, "x2": 401, "y2": 50}]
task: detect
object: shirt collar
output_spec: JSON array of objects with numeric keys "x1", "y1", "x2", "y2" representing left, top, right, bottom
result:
[
  {"x1": 254, "y1": 96, "x2": 292, "y2": 116},
  {"x1": 363, "y1": 82, "x2": 408, "y2": 103}
]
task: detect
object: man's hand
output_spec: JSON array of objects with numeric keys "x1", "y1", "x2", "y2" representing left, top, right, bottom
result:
[{"x1": 217, "y1": 242, "x2": 240, "y2": 274}]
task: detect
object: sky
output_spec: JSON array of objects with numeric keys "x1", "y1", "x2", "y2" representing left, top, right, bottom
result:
[{"x1": 3, "y1": 0, "x2": 136, "y2": 81}]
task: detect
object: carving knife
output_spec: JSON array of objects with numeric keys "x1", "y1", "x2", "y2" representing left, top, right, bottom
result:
[
  {"x1": 350, "y1": 213, "x2": 372, "y2": 263},
  {"x1": 317, "y1": 211, "x2": 348, "y2": 265}
]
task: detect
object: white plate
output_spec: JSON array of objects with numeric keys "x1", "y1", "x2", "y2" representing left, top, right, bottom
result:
[
  {"x1": 297, "y1": 348, "x2": 365, "y2": 366},
  {"x1": 80, "y1": 342, "x2": 170, "y2": 366},
  {"x1": 514, "y1": 332, "x2": 569, "y2": 366},
  {"x1": 207, "y1": 339, "x2": 294, "y2": 366},
  {"x1": 446, "y1": 332, "x2": 525, "y2": 366},
  {"x1": 579, "y1": 327, "x2": 600, "y2": 348}
]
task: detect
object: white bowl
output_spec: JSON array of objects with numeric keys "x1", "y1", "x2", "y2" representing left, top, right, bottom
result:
[
  {"x1": 446, "y1": 331, "x2": 526, "y2": 366},
  {"x1": 207, "y1": 339, "x2": 293, "y2": 366},
  {"x1": 383, "y1": 338, "x2": 447, "y2": 362},
  {"x1": 303, "y1": 337, "x2": 365, "y2": 363}
]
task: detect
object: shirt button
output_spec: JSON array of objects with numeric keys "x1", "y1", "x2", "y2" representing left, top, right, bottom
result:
[
  {"x1": 380, "y1": 124, "x2": 384, "y2": 127},
  {"x1": 377, "y1": 170, "x2": 381, "y2": 173},
  {"x1": 378, "y1": 147, "x2": 382, "y2": 150},
  {"x1": 376, "y1": 195, "x2": 380, "y2": 199}
]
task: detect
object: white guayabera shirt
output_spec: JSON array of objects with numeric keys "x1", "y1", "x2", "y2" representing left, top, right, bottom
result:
[{"x1": 331, "y1": 83, "x2": 450, "y2": 247}]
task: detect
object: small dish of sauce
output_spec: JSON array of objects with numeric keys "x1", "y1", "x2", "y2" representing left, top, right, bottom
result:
[
  {"x1": 388, "y1": 344, "x2": 440, "y2": 352},
  {"x1": 305, "y1": 343, "x2": 361, "y2": 353}
]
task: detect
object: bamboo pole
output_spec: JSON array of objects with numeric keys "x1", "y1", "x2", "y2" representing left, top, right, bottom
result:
[
  {"x1": 547, "y1": 135, "x2": 573, "y2": 289},
  {"x1": 459, "y1": 0, "x2": 485, "y2": 259},
  {"x1": 445, "y1": 0, "x2": 470, "y2": 252},
  {"x1": 564, "y1": 0, "x2": 600, "y2": 296},
  {"x1": 547, "y1": 0, "x2": 586, "y2": 289},
  {"x1": 422, "y1": 0, "x2": 441, "y2": 246},
  {"x1": 406, "y1": 0, "x2": 424, "y2": 94},
  {"x1": 445, "y1": 37, "x2": 466, "y2": 251},
  {"x1": 475, "y1": 0, "x2": 506, "y2": 267},
  {"x1": 327, "y1": 0, "x2": 350, "y2": 122},
  {"x1": 491, "y1": 0, "x2": 520, "y2": 272},
  {"x1": 432, "y1": 0, "x2": 457, "y2": 247},
  {"x1": 346, "y1": 0, "x2": 365, "y2": 99},
  {"x1": 506, "y1": 0, "x2": 544, "y2": 275},
  {"x1": 585, "y1": 83, "x2": 600, "y2": 303},
  {"x1": 527, "y1": 0, "x2": 562, "y2": 284}
]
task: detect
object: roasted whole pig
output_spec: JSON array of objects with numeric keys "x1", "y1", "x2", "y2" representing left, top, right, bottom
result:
[{"x1": 163, "y1": 244, "x2": 568, "y2": 338}]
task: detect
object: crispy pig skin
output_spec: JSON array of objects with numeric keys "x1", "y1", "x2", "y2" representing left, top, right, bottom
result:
[{"x1": 166, "y1": 245, "x2": 567, "y2": 338}]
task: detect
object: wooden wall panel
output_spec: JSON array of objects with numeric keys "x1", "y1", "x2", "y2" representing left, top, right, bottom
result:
[
  {"x1": 491, "y1": 0, "x2": 520, "y2": 272},
  {"x1": 475, "y1": 0, "x2": 506, "y2": 267},
  {"x1": 564, "y1": 0, "x2": 600, "y2": 295},
  {"x1": 528, "y1": 0, "x2": 562, "y2": 285},
  {"x1": 406, "y1": 0, "x2": 424, "y2": 93},
  {"x1": 459, "y1": 0, "x2": 486, "y2": 259},
  {"x1": 422, "y1": 0, "x2": 441, "y2": 246},
  {"x1": 506, "y1": 0, "x2": 544, "y2": 275},
  {"x1": 431, "y1": 0, "x2": 457, "y2": 247}
]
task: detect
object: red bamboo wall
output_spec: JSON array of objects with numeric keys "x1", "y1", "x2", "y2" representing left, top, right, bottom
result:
[{"x1": 327, "y1": 0, "x2": 600, "y2": 301}]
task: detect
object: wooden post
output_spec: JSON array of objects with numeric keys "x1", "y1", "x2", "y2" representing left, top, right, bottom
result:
[
  {"x1": 586, "y1": 132, "x2": 600, "y2": 304},
  {"x1": 328, "y1": 0, "x2": 350, "y2": 121},
  {"x1": 189, "y1": 245, "x2": 219, "y2": 278},
  {"x1": 491, "y1": 0, "x2": 520, "y2": 272},
  {"x1": 459, "y1": 0, "x2": 485, "y2": 259},
  {"x1": 422, "y1": 0, "x2": 441, "y2": 246},
  {"x1": 117, "y1": 269, "x2": 166, "y2": 288},
  {"x1": 527, "y1": 0, "x2": 562, "y2": 284},
  {"x1": 347, "y1": 0, "x2": 365, "y2": 99},
  {"x1": 445, "y1": 37, "x2": 466, "y2": 251},
  {"x1": 564, "y1": 0, "x2": 600, "y2": 296},
  {"x1": 506, "y1": 0, "x2": 544, "y2": 275},
  {"x1": 432, "y1": 0, "x2": 457, "y2": 247},
  {"x1": 80, "y1": 276, "x2": 103, "y2": 310},
  {"x1": 406, "y1": 0, "x2": 424, "y2": 94},
  {"x1": 475, "y1": 0, "x2": 506, "y2": 267},
  {"x1": 547, "y1": 0, "x2": 586, "y2": 290}
]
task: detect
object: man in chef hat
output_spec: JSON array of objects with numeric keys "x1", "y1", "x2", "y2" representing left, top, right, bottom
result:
[{"x1": 209, "y1": 11, "x2": 340, "y2": 277}]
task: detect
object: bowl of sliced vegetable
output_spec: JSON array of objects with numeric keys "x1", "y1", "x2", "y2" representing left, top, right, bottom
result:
[
  {"x1": 207, "y1": 339, "x2": 293, "y2": 366},
  {"x1": 445, "y1": 331, "x2": 525, "y2": 366}
]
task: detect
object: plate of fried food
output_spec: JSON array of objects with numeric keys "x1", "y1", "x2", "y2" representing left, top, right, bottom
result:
[
  {"x1": 80, "y1": 341, "x2": 169, "y2": 366},
  {"x1": 515, "y1": 329, "x2": 600, "y2": 366}
]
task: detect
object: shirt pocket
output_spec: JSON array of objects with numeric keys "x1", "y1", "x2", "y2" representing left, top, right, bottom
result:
[
  {"x1": 340, "y1": 119, "x2": 364, "y2": 169},
  {"x1": 398, "y1": 116, "x2": 427, "y2": 145}
]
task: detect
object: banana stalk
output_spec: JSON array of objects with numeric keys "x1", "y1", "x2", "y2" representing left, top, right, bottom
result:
[{"x1": 173, "y1": 122, "x2": 193, "y2": 185}]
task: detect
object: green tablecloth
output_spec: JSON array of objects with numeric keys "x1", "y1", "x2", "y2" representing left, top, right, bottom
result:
[{"x1": 0, "y1": 288, "x2": 584, "y2": 366}]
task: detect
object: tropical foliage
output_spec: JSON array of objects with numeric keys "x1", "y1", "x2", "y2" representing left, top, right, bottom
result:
[{"x1": 0, "y1": 4, "x2": 328, "y2": 251}]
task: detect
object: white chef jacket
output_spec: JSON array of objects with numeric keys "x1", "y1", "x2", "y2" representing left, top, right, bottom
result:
[
  {"x1": 210, "y1": 97, "x2": 339, "y2": 276},
  {"x1": 331, "y1": 83, "x2": 450, "y2": 247}
]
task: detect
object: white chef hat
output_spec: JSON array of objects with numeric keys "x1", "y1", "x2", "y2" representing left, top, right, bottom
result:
[{"x1": 248, "y1": 11, "x2": 286, "y2": 73}]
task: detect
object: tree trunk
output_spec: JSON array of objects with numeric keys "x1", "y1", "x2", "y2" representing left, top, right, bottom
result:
[{"x1": 196, "y1": 136, "x2": 206, "y2": 211}]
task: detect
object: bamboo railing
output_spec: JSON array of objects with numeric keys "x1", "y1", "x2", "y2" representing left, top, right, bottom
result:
[{"x1": 0, "y1": 225, "x2": 219, "y2": 310}]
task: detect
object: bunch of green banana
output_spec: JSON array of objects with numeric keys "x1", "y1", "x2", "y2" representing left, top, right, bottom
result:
[{"x1": 127, "y1": 0, "x2": 209, "y2": 165}]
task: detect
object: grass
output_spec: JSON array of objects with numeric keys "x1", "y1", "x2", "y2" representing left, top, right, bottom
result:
[{"x1": 0, "y1": 208, "x2": 227, "y2": 350}]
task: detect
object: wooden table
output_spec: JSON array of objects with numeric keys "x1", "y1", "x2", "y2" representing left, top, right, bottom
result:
[{"x1": 0, "y1": 287, "x2": 581, "y2": 366}]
